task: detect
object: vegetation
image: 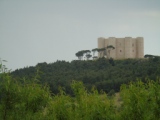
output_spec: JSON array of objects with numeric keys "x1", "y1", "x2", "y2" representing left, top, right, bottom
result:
[
  {"x1": 0, "y1": 60, "x2": 160, "y2": 119},
  {"x1": 76, "y1": 45, "x2": 115, "y2": 59},
  {"x1": 11, "y1": 57, "x2": 160, "y2": 95},
  {"x1": 1, "y1": 56, "x2": 160, "y2": 119},
  {"x1": 75, "y1": 50, "x2": 92, "y2": 60},
  {"x1": 120, "y1": 80, "x2": 160, "y2": 120},
  {"x1": 105, "y1": 45, "x2": 115, "y2": 59}
]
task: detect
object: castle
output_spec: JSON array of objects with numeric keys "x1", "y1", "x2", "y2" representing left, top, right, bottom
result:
[{"x1": 98, "y1": 37, "x2": 144, "y2": 59}]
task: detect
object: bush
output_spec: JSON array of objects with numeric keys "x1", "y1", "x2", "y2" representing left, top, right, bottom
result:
[{"x1": 120, "y1": 79, "x2": 160, "y2": 120}]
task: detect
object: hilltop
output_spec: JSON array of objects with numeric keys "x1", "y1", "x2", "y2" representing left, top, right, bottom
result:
[{"x1": 11, "y1": 57, "x2": 160, "y2": 95}]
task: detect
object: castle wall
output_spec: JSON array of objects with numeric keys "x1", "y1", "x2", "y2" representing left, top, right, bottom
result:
[
  {"x1": 98, "y1": 37, "x2": 105, "y2": 57},
  {"x1": 124, "y1": 37, "x2": 132, "y2": 58},
  {"x1": 136, "y1": 37, "x2": 144, "y2": 58},
  {"x1": 104, "y1": 38, "x2": 109, "y2": 58},
  {"x1": 108, "y1": 37, "x2": 116, "y2": 59},
  {"x1": 97, "y1": 37, "x2": 144, "y2": 59},
  {"x1": 130, "y1": 38, "x2": 137, "y2": 58},
  {"x1": 116, "y1": 38, "x2": 125, "y2": 59},
  {"x1": 98, "y1": 37, "x2": 105, "y2": 48}
]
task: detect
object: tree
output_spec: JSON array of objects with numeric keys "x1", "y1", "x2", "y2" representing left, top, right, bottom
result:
[
  {"x1": 106, "y1": 45, "x2": 115, "y2": 59},
  {"x1": 83, "y1": 50, "x2": 91, "y2": 60},
  {"x1": 97, "y1": 48, "x2": 106, "y2": 58},
  {"x1": 92, "y1": 48, "x2": 98, "y2": 60},
  {"x1": 76, "y1": 50, "x2": 91, "y2": 60},
  {"x1": 92, "y1": 48, "x2": 97, "y2": 57},
  {"x1": 0, "y1": 60, "x2": 51, "y2": 120},
  {"x1": 86, "y1": 54, "x2": 92, "y2": 60},
  {"x1": 92, "y1": 56, "x2": 98, "y2": 60},
  {"x1": 75, "y1": 51, "x2": 84, "y2": 60},
  {"x1": 144, "y1": 54, "x2": 153, "y2": 58}
]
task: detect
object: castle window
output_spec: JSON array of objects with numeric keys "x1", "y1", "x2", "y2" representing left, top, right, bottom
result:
[
  {"x1": 120, "y1": 50, "x2": 122, "y2": 52},
  {"x1": 132, "y1": 44, "x2": 134, "y2": 47}
]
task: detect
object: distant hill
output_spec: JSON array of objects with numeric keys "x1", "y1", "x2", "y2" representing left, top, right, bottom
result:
[{"x1": 11, "y1": 57, "x2": 160, "y2": 95}]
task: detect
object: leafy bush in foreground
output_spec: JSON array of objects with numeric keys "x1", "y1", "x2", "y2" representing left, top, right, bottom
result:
[{"x1": 120, "y1": 79, "x2": 160, "y2": 120}]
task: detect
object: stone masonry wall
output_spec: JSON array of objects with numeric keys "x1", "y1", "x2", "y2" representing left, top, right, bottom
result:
[{"x1": 97, "y1": 37, "x2": 144, "y2": 59}]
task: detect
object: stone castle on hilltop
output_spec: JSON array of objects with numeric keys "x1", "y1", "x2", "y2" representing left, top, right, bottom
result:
[{"x1": 98, "y1": 37, "x2": 144, "y2": 59}]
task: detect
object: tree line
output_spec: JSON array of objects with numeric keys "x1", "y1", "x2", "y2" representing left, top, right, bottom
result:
[
  {"x1": 75, "y1": 45, "x2": 115, "y2": 60},
  {"x1": 11, "y1": 56, "x2": 160, "y2": 95},
  {"x1": 1, "y1": 61, "x2": 160, "y2": 119}
]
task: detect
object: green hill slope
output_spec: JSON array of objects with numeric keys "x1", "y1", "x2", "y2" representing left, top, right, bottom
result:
[{"x1": 11, "y1": 57, "x2": 160, "y2": 95}]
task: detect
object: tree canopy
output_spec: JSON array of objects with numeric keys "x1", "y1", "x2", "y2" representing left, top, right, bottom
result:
[{"x1": 11, "y1": 57, "x2": 160, "y2": 95}]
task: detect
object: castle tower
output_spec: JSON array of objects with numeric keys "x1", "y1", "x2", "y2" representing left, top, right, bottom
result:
[
  {"x1": 108, "y1": 37, "x2": 116, "y2": 59},
  {"x1": 130, "y1": 38, "x2": 137, "y2": 58},
  {"x1": 98, "y1": 37, "x2": 105, "y2": 57},
  {"x1": 124, "y1": 37, "x2": 132, "y2": 58},
  {"x1": 136, "y1": 37, "x2": 144, "y2": 58},
  {"x1": 116, "y1": 38, "x2": 125, "y2": 59}
]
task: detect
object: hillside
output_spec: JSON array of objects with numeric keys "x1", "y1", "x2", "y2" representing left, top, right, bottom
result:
[{"x1": 11, "y1": 57, "x2": 160, "y2": 95}]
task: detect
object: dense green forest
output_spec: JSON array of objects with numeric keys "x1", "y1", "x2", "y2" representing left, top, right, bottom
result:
[
  {"x1": 0, "y1": 64, "x2": 160, "y2": 119},
  {"x1": 1, "y1": 57, "x2": 160, "y2": 119},
  {"x1": 11, "y1": 57, "x2": 160, "y2": 95}
]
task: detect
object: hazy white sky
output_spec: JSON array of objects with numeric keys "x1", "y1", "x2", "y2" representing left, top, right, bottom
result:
[{"x1": 1, "y1": 0, "x2": 160, "y2": 70}]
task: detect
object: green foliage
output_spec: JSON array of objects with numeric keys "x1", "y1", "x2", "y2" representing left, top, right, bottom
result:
[
  {"x1": 75, "y1": 50, "x2": 91, "y2": 60},
  {"x1": 11, "y1": 58, "x2": 160, "y2": 95},
  {"x1": 0, "y1": 77, "x2": 51, "y2": 119},
  {"x1": 1, "y1": 58, "x2": 160, "y2": 119},
  {"x1": 1, "y1": 61, "x2": 160, "y2": 120},
  {"x1": 47, "y1": 88, "x2": 72, "y2": 120},
  {"x1": 120, "y1": 79, "x2": 160, "y2": 120},
  {"x1": 47, "y1": 81, "x2": 116, "y2": 120},
  {"x1": 0, "y1": 62, "x2": 51, "y2": 120}
]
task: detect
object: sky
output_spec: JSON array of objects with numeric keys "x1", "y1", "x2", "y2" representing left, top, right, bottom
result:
[{"x1": 0, "y1": 0, "x2": 160, "y2": 71}]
